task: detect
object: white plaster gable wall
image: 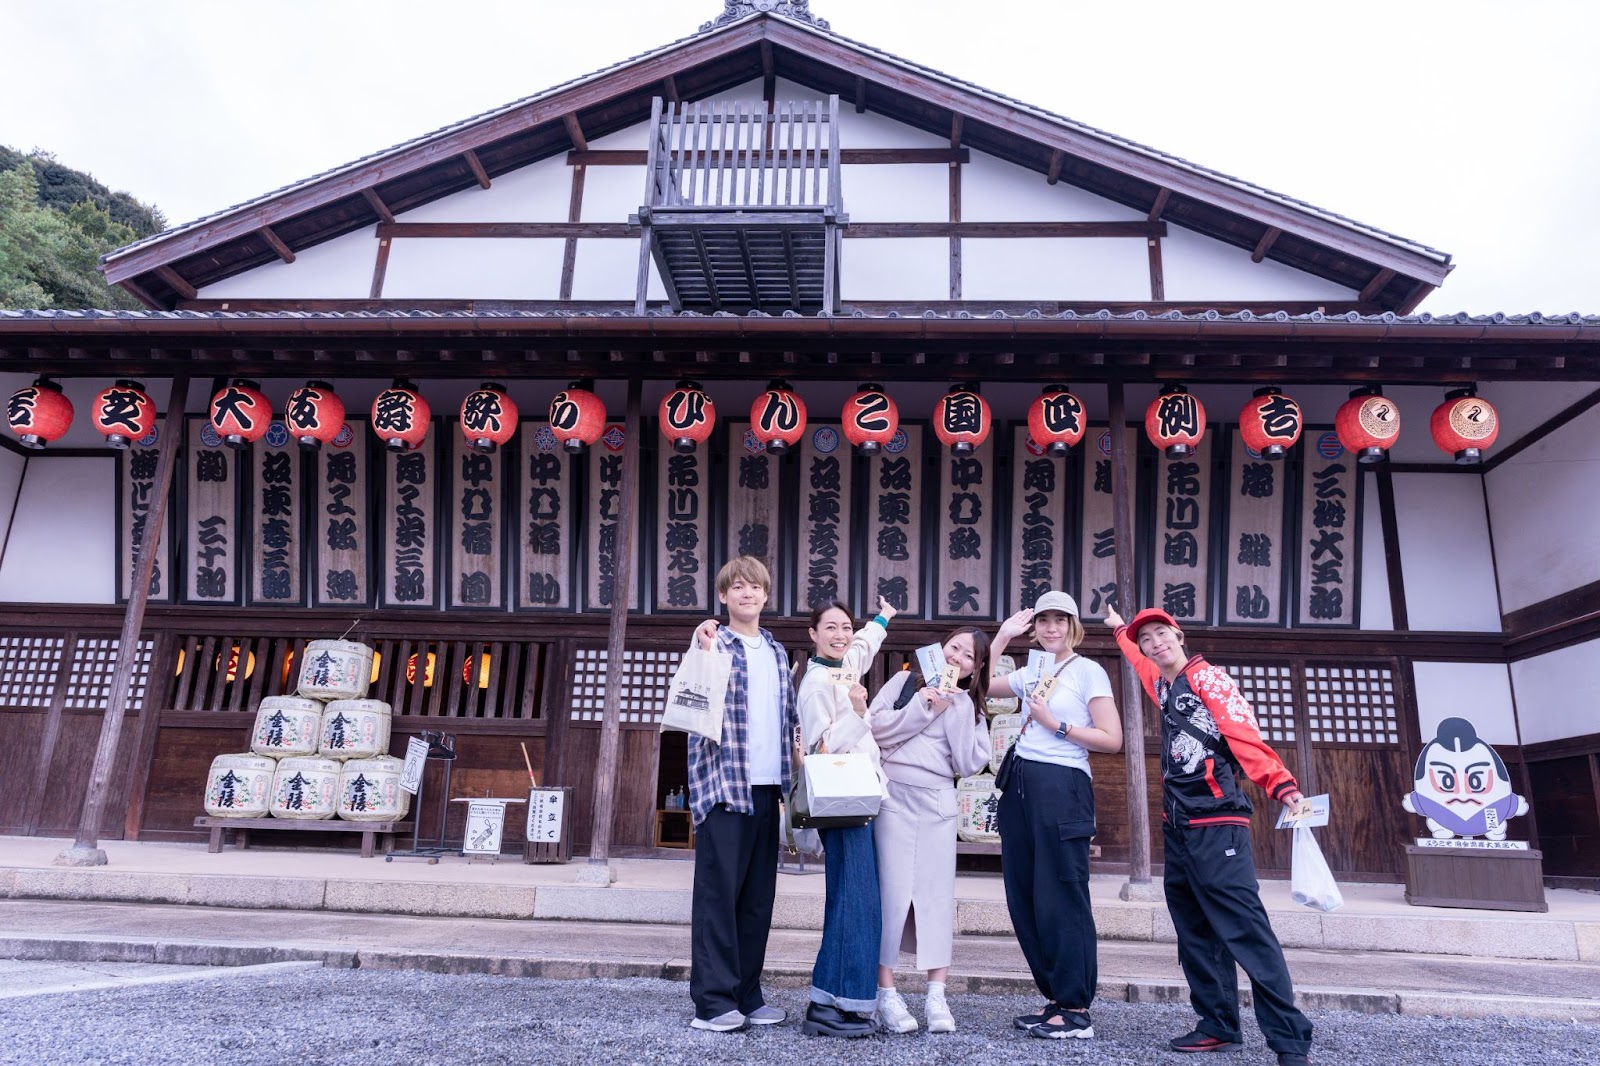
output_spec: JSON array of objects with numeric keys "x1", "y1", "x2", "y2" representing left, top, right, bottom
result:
[
  {"x1": 196, "y1": 224, "x2": 380, "y2": 300},
  {"x1": 0, "y1": 456, "x2": 114, "y2": 604},
  {"x1": 0, "y1": 448, "x2": 25, "y2": 560},
  {"x1": 960, "y1": 154, "x2": 1148, "y2": 223},
  {"x1": 1508, "y1": 638, "x2": 1600, "y2": 745},
  {"x1": 383, "y1": 238, "x2": 564, "y2": 300},
  {"x1": 402, "y1": 155, "x2": 571, "y2": 222},
  {"x1": 1411, "y1": 660, "x2": 1518, "y2": 747},
  {"x1": 1359, "y1": 471, "x2": 1394, "y2": 631},
  {"x1": 961, "y1": 237, "x2": 1152, "y2": 302},
  {"x1": 570, "y1": 239, "x2": 668, "y2": 301},
  {"x1": 1485, "y1": 402, "x2": 1600, "y2": 614},
  {"x1": 1160, "y1": 226, "x2": 1358, "y2": 303},
  {"x1": 1391, "y1": 472, "x2": 1500, "y2": 632}
]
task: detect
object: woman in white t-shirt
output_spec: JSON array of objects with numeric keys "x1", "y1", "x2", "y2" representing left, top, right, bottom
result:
[{"x1": 986, "y1": 590, "x2": 1122, "y2": 1041}]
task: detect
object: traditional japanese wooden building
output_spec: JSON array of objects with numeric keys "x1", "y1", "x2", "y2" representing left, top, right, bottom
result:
[{"x1": 3, "y1": 1, "x2": 1598, "y2": 886}]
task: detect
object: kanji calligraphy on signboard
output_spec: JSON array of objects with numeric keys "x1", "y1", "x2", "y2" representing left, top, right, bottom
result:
[
  {"x1": 936, "y1": 435, "x2": 993, "y2": 619},
  {"x1": 517, "y1": 420, "x2": 574, "y2": 611},
  {"x1": 117, "y1": 430, "x2": 171, "y2": 604},
  {"x1": 382, "y1": 429, "x2": 438, "y2": 609},
  {"x1": 250, "y1": 423, "x2": 302, "y2": 605},
  {"x1": 1223, "y1": 427, "x2": 1288, "y2": 625},
  {"x1": 1152, "y1": 431, "x2": 1214, "y2": 626},
  {"x1": 726, "y1": 421, "x2": 781, "y2": 594},
  {"x1": 865, "y1": 425, "x2": 921, "y2": 616},
  {"x1": 526, "y1": 787, "x2": 566, "y2": 844},
  {"x1": 656, "y1": 430, "x2": 710, "y2": 612},
  {"x1": 798, "y1": 424, "x2": 853, "y2": 610},
  {"x1": 1010, "y1": 426, "x2": 1072, "y2": 613},
  {"x1": 1296, "y1": 430, "x2": 1361, "y2": 626},
  {"x1": 1078, "y1": 425, "x2": 1137, "y2": 621},
  {"x1": 185, "y1": 418, "x2": 239, "y2": 605},
  {"x1": 587, "y1": 424, "x2": 639, "y2": 611},
  {"x1": 450, "y1": 426, "x2": 504, "y2": 610},
  {"x1": 314, "y1": 420, "x2": 369, "y2": 608}
]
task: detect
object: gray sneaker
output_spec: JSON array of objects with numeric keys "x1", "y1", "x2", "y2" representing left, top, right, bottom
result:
[
  {"x1": 690, "y1": 1009, "x2": 747, "y2": 1032},
  {"x1": 746, "y1": 1005, "x2": 786, "y2": 1026}
]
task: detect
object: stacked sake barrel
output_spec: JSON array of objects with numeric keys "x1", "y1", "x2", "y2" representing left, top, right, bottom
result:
[
  {"x1": 203, "y1": 639, "x2": 409, "y2": 824},
  {"x1": 956, "y1": 654, "x2": 1015, "y2": 844}
]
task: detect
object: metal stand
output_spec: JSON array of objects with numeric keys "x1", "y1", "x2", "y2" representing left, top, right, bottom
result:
[{"x1": 386, "y1": 731, "x2": 456, "y2": 863}]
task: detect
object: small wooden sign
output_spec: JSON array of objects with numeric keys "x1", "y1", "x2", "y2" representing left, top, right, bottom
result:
[
  {"x1": 865, "y1": 424, "x2": 922, "y2": 616},
  {"x1": 1296, "y1": 430, "x2": 1361, "y2": 626},
  {"x1": 516, "y1": 420, "x2": 574, "y2": 611},
  {"x1": 935, "y1": 435, "x2": 994, "y2": 619},
  {"x1": 313, "y1": 420, "x2": 370, "y2": 607},
  {"x1": 526, "y1": 788, "x2": 566, "y2": 844},
  {"x1": 1010, "y1": 426, "x2": 1072, "y2": 612},
  {"x1": 380, "y1": 425, "x2": 439, "y2": 609},
  {"x1": 655, "y1": 433, "x2": 710, "y2": 612},
  {"x1": 249, "y1": 422, "x2": 303, "y2": 605},
  {"x1": 184, "y1": 417, "x2": 240, "y2": 605},
  {"x1": 449, "y1": 426, "x2": 504, "y2": 610},
  {"x1": 1222, "y1": 427, "x2": 1289, "y2": 625},
  {"x1": 797, "y1": 424, "x2": 853, "y2": 610}
]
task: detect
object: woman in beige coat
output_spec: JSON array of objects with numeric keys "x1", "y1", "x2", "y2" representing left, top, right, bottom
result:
[{"x1": 867, "y1": 626, "x2": 992, "y2": 1034}]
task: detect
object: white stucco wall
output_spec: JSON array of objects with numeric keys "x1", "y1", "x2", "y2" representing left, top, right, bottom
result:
[
  {"x1": 1508, "y1": 638, "x2": 1600, "y2": 745},
  {"x1": 0, "y1": 449, "x2": 25, "y2": 560},
  {"x1": 1392, "y1": 472, "x2": 1501, "y2": 632},
  {"x1": 1358, "y1": 469, "x2": 1394, "y2": 631},
  {"x1": 1486, "y1": 402, "x2": 1600, "y2": 614},
  {"x1": 1411, "y1": 660, "x2": 1519, "y2": 747},
  {"x1": 0, "y1": 457, "x2": 115, "y2": 604},
  {"x1": 197, "y1": 224, "x2": 381, "y2": 301},
  {"x1": 1160, "y1": 226, "x2": 1358, "y2": 303}
]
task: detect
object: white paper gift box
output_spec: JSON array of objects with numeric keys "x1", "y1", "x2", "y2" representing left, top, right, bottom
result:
[{"x1": 801, "y1": 751, "x2": 882, "y2": 819}]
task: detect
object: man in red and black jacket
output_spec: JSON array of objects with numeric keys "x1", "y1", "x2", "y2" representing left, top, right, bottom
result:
[{"x1": 1108, "y1": 605, "x2": 1313, "y2": 1066}]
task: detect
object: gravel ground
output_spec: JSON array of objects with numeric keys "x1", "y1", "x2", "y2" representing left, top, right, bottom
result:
[{"x1": 0, "y1": 969, "x2": 1595, "y2": 1066}]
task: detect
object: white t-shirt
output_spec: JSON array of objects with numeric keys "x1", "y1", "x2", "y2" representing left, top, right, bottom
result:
[
  {"x1": 1008, "y1": 653, "x2": 1114, "y2": 776},
  {"x1": 740, "y1": 631, "x2": 784, "y2": 786}
]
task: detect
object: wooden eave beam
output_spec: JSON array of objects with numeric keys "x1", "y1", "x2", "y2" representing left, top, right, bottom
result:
[
  {"x1": 463, "y1": 149, "x2": 492, "y2": 189},
  {"x1": 1251, "y1": 226, "x2": 1281, "y2": 264},
  {"x1": 1359, "y1": 267, "x2": 1397, "y2": 305},
  {"x1": 1148, "y1": 188, "x2": 1171, "y2": 222},
  {"x1": 154, "y1": 265, "x2": 197, "y2": 301},
  {"x1": 362, "y1": 188, "x2": 396, "y2": 223},
  {"x1": 259, "y1": 225, "x2": 296, "y2": 263},
  {"x1": 854, "y1": 75, "x2": 867, "y2": 113},
  {"x1": 760, "y1": 40, "x2": 776, "y2": 104},
  {"x1": 662, "y1": 74, "x2": 680, "y2": 104},
  {"x1": 950, "y1": 114, "x2": 963, "y2": 148},
  {"x1": 563, "y1": 113, "x2": 589, "y2": 152},
  {"x1": 1046, "y1": 149, "x2": 1064, "y2": 186},
  {"x1": 119, "y1": 278, "x2": 165, "y2": 310}
]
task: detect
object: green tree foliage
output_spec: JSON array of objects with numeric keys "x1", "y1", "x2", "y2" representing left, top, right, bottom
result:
[{"x1": 0, "y1": 148, "x2": 165, "y2": 311}]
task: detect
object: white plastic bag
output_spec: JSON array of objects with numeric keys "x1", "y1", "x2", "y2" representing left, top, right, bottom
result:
[
  {"x1": 660, "y1": 645, "x2": 730, "y2": 742},
  {"x1": 1290, "y1": 825, "x2": 1344, "y2": 912}
]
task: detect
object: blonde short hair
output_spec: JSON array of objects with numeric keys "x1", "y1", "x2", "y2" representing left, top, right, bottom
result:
[{"x1": 716, "y1": 555, "x2": 772, "y2": 596}]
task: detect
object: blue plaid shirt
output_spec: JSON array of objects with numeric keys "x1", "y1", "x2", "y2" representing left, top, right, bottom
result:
[{"x1": 687, "y1": 625, "x2": 796, "y2": 825}]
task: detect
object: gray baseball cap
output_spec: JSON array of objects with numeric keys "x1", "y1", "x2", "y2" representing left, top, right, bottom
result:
[{"x1": 1032, "y1": 590, "x2": 1079, "y2": 617}]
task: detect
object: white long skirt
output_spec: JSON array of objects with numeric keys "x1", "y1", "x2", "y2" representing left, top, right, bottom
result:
[{"x1": 873, "y1": 777, "x2": 959, "y2": 971}]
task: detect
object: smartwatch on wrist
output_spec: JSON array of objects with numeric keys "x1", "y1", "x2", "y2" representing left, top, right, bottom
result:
[{"x1": 1055, "y1": 722, "x2": 1072, "y2": 740}]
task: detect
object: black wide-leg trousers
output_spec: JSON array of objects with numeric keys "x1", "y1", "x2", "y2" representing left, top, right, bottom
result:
[{"x1": 689, "y1": 785, "x2": 781, "y2": 1020}]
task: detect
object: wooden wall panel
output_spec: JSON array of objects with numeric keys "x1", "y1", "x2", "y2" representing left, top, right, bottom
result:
[
  {"x1": 33, "y1": 712, "x2": 143, "y2": 837},
  {"x1": 0, "y1": 710, "x2": 46, "y2": 832},
  {"x1": 1528, "y1": 754, "x2": 1600, "y2": 877},
  {"x1": 139, "y1": 723, "x2": 249, "y2": 836},
  {"x1": 1309, "y1": 746, "x2": 1409, "y2": 879},
  {"x1": 553, "y1": 724, "x2": 658, "y2": 851}
]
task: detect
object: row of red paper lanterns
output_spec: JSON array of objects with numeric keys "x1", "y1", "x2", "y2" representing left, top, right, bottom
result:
[{"x1": 4, "y1": 377, "x2": 1500, "y2": 464}]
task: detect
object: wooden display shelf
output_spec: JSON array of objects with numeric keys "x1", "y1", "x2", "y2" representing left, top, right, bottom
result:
[
  {"x1": 654, "y1": 808, "x2": 695, "y2": 849},
  {"x1": 1403, "y1": 844, "x2": 1547, "y2": 912},
  {"x1": 193, "y1": 816, "x2": 414, "y2": 859}
]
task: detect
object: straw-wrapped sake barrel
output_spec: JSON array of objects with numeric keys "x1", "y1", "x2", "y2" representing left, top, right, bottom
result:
[
  {"x1": 250, "y1": 696, "x2": 323, "y2": 758},
  {"x1": 297, "y1": 639, "x2": 374, "y2": 701},
  {"x1": 318, "y1": 699, "x2": 392, "y2": 761},
  {"x1": 203, "y1": 753, "x2": 275, "y2": 818},
  {"x1": 984, "y1": 654, "x2": 1018, "y2": 716},
  {"x1": 988, "y1": 712, "x2": 1024, "y2": 775},
  {"x1": 336, "y1": 756, "x2": 411, "y2": 821},
  {"x1": 268, "y1": 756, "x2": 341, "y2": 820},
  {"x1": 956, "y1": 773, "x2": 1001, "y2": 843}
]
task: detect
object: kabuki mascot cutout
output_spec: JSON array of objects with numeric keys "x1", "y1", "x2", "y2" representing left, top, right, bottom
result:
[{"x1": 1402, "y1": 717, "x2": 1528, "y2": 841}]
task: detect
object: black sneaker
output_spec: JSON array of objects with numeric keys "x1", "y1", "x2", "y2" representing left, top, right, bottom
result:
[
  {"x1": 1170, "y1": 1029, "x2": 1244, "y2": 1053},
  {"x1": 1013, "y1": 1001, "x2": 1057, "y2": 1031},
  {"x1": 1028, "y1": 1007, "x2": 1093, "y2": 1040}
]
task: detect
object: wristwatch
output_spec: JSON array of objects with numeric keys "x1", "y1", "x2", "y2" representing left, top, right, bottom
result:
[{"x1": 1055, "y1": 722, "x2": 1072, "y2": 740}]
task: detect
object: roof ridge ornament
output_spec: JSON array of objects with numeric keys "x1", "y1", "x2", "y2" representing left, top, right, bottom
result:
[{"x1": 701, "y1": 1, "x2": 829, "y2": 32}]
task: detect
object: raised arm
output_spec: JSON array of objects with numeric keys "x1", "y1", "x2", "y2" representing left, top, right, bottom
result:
[
  {"x1": 1105, "y1": 605, "x2": 1160, "y2": 704},
  {"x1": 987, "y1": 607, "x2": 1034, "y2": 698},
  {"x1": 842, "y1": 596, "x2": 896, "y2": 676}
]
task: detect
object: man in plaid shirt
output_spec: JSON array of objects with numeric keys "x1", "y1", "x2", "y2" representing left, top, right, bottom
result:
[{"x1": 687, "y1": 556, "x2": 798, "y2": 1032}]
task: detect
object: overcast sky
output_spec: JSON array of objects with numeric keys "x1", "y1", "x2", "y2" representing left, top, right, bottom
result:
[{"x1": 8, "y1": 0, "x2": 1598, "y2": 313}]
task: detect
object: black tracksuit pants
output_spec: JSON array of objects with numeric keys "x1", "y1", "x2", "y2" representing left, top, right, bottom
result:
[
  {"x1": 1163, "y1": 821, "x2": 1313, "y2": 1056},
  {"x1": 690, "y1": 785, "x2": 781, "y2": 1020}
]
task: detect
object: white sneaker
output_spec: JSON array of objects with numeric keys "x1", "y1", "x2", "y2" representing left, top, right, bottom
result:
[
  {"x1": 875, "y1": 989, "x2": 918, "y2": 1034},
  {"x1": 926, "y1": 992, "x2": 955, "y2": 1033},
  {"x1": 689, "y1": 1009, "x2": 746, "y2": 1032},
  {"x1": 745, "y1": 1005, "x2": 786, "y2": 1026}
]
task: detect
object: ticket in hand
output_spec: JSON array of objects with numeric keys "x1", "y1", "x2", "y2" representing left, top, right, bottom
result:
[
  {"x1": 826, "y1": 667, "x2": 859, "y2": 687},
  {"x1": 1275, "y1": 793, "x2": 1330, "y2": 829},
  {"x1": 938, "y1": 662, "x2": 962, "y2": 693},
  {"x1": 915, "y1": 643, "x2": 948, "y2": 687}
]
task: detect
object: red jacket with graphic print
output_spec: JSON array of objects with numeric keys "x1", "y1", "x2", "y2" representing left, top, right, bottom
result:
[{"x1": 1115, "y1": 626, "x2": 1298, "y2": 829}]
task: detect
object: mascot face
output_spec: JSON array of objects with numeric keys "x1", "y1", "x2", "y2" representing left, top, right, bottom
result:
[{"x1": 1419, "y1": 738, "x2": 1512, "y2": 813}]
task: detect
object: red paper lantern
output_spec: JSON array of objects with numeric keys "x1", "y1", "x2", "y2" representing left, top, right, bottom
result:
[
  {"x1": 91, "y1": 379, "x2": 155, "y2": 449},
  {"x1": 461, "y1": 382, "x2": 518, "y2": 452},
  {"x1": 1145, "y1": 384, "x2": 1206, "y2": 459},
  {"x1": 1027, "y1": 385, "x2": 1086, "y2": 457},
  {"x1": 284, "y1": 380, "x2": 345, "y2": 450},
  {"x1": 659, "y1": 380, "x2": 716, "y2": 454},
  {"x1": 841, "y1": 383, "x2": 899, "y2": 454},
  {"x1": 209, "y1": 378, "x2": 271, "y2": 449},
  {"x1": 1335, "y1": 386, "x2": 1400, "y2": 464},
  {"x1": 750, "y1": 380, "x2": 807, "y2": 453},
  {"x1": 548, "y1": 382, "x2": 607, "y2": 453},
  {"x1": 373, "y1": 379, "x2": 431, "y2": 452},
  {"x1": 933, "y1": 384, "x2": 992, "y2": 454},
  {"x1": 1431, "y1": 387, "x2": 1499, "y2": 464},
  {"x1": 6, "y1": 378, "x2": 73, "y2": 450},
  {"x1": 1239, "y1": 386, "x2": 1303, "y2": 460}
]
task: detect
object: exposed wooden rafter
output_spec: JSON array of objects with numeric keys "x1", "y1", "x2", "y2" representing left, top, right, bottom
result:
[
  {"x1": 362, "y1": 188, "x2": 395, "y2": 223},
  {"x1": 259, "y1": 225, "x2": 295, "y2": 264},
  {"x1": 1148, "y1": 188, "x2": 1171, "y2": 222},
  {"x1": 854, "y1": 75, "x2": 867, "y2": 113},
  {"x1": 1046, "y1": 149, "x2": 1064, "y2": 186},
  {"x1": 562, "y1": 113, "x2": 588, "y2": 152},
  {"x1": 462, "y1": 149, "x2": 492, "y2": 189},
  {"x1": 1359, "y1": 267, "x2": 1397, "y2": 304},
  {"x1": 662, "y1": 74, "x2": 680, "y2": 104},
  {"x1": 1251, "y1": 226, "x2": 1282, "y2": 263},
  {"x1": 154, "y1": 265, "x2": 197, "y2": 301},
  {"x1": 760, "y1": 40, "x2": 776, "y2": 105},
  {"x1": 949, "y1": 114, "x2": 963, "y2": 148},
  {"x1": 119, "y1": 278, "x2": 164, "y2": 310}
]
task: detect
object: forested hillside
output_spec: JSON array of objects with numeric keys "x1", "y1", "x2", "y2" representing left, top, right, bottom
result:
[{"x1": 0, "y1": 147, "x2": 166, "y2": 310}]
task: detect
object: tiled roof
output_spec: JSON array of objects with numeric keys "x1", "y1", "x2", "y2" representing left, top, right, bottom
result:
[{"x1": 103, "y1": 12, "x2": 1448, "y2": 269}]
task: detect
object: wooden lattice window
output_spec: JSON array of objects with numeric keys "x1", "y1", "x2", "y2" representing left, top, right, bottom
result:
[
  {"x1": 569, "y1": 647, "x2": 683, "y2": 724},
  {"x1": 0, "y1": 635, "x2": 66, "y2": 707},
  {"x1": 1226, "y1": 663, "x2": 1296, "y2": 744},
  {"x1": 62, "y1": 638, "x2": 154, "y2": 712},
  {"x1": 1305, "y1": 665, "x2": 1398, "y2": 745}
]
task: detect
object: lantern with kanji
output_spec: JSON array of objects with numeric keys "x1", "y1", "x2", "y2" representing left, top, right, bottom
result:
[
  {"x1": 461, "y1": 382, "x2": 518, "y2": 452},
  {"x1": 1027, "y1": 384, "x2": 1086, "y2": 457},
  {"x1": 91, "y1": 379, "x2": 155, "y2": 449},
  {"x1": 1431, "y1": 387, "x2": 1499, "y2": 464},
  {"x1": 933, "y1": 383, "x2": 992, "y2": 454},
  {"x1": 750, "y1": 380, "x2": 807, "y2": 453},
  {"x1": 841, "y1": 383, "x2": 899, "y2": 454},
  {"x1": 1239, "y1": 386, "x2": 1303, "y2": 460},
  {"x1": 284, "y1": 380, "x2": 345, "y2": 450},
  {"x1": 548, "y1": 382, "x2": 607, "y2": 453},
  {"x1": 6, "y1": 378, "x2": 73, "y2": 450},
  {"x1": 209, "y1": 378, "x2": 271, "y2": 449},
  {"x1": 372, "y1": 379, "x2": 430, "y2": 452},
  {"x1": 659, "y1": 380, "x2": 715, "y2": 453},
  {"x1": 1145, "y1": 384, "x2": 1206, "y2": 459},
  {"x1": 1335, "y1": 385, "x2": 1400, "y2": 463}
]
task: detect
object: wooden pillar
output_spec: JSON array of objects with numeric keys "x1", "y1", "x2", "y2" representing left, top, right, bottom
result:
[
  {"x1": 588, "y1": 375, "x2": 643, "y2": 867},
  {"x1": 60, "y1": 375, "x2": 190, "y2": 865},
  {"x1": 1107, "y1": 378, "x2": 1154, "y2": 892}
]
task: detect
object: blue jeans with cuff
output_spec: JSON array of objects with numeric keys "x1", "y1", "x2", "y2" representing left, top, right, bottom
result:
[{"x1": 809, "y1": 823, "x2": 881, "y2": 1014}]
